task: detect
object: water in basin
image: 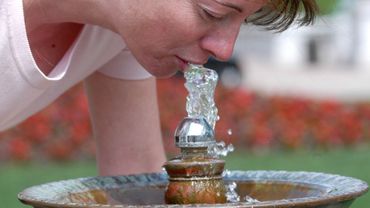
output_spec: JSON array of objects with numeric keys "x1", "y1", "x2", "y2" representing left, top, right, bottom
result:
[{"x1": 68, "y1": 181, "x2": 327, "y2": 205}]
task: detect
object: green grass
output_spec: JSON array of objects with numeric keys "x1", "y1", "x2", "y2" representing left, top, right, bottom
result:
[
  {"x1": 0, "y1": 161, "x2": 97, "y2": 208},
  {"x1": 1, "y1": 147, "x2": 369, "y2": 208}
]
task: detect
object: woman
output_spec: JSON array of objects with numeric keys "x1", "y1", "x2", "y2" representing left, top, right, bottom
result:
[{"x1": 0, "y1": 0, "x2": 318, "y2": 176}]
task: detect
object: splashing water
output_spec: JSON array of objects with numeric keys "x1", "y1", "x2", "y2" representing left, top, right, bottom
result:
[
  {"x1": 184, "y1": 64, "x2": 235, "y2": 157},
  {"x1": 226, "y1": 182, "x2": 240, "y2": 202},
  {"x1": 225, "y1": 178, "x2": 260, "y2": 203},
  {"x1": 208, "y1": 141, "x2": 235, "y2": 158},
  {"x1": 184, "y1": 64, "x2": 218, "y2": 129},
  {"x1": 222, "y1": 169, "x2": 231, "y2": 177},
  {"x1": 244, "y1": 195, "x2": 260, "y2": 203}
]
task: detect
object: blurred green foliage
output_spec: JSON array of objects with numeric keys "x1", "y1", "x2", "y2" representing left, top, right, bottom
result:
[{"x1": 316, "y1": 0, "x2": 339, "y2": 15}]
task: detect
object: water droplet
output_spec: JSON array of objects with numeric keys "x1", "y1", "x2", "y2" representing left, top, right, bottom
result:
[
  {"x1": 222, "y1": 169, "x2": 231, "y2": 177},
  {"x1": 207, "y1": 141, "x2": 235, "y2": 158},
  {"x1": 244, "y1": 195, "x2": 260, "y2": 203},
  {"x1": 227, "y1": 143, "x2": 235, "y2": 152},
  {"x1": 225, "y1": 182, "x2": 240, "y2": 203},
  {"x1": 227, "y1": 129, "x2": 233, "y2": 135}
]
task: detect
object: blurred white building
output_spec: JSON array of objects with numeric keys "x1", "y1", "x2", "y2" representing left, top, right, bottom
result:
[{"x1": 234, "y1": 0, "x2": 370, "y2": 101}]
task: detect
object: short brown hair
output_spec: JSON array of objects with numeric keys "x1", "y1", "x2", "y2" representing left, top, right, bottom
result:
[{"x1": 247, "y1": 0, "x2": 319, "y2": 32}]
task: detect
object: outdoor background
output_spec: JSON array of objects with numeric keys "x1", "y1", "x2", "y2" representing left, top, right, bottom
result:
[{"x1": 1, "y1": 1, "x2": 369, "y2": 207}]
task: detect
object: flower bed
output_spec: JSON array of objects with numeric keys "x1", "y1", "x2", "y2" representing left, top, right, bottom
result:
[
  {"x1": 0, "y1": 84, "x2": 94, "y2": 161},
  {"x1": 1, "y1": 77, "x2": 369, "y2": 161}
]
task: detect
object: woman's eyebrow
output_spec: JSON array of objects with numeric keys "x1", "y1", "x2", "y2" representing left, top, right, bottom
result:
[{"x1": 215, "y1": 0, "x2": 243, "y2": 13}]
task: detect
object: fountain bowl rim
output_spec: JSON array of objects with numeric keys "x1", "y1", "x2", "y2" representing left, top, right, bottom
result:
[{"x1": 18, "y1": 170, "x2": 368, "y2": 208}]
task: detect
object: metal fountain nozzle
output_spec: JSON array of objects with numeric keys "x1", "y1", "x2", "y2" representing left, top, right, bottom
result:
[{"x1": 175, "y1": 116, "x2": 216, "y2": 148}]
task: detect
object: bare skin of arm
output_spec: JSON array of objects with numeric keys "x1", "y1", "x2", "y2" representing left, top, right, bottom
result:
[
  {"x1": 23, "y1": 0, "x2": 166, "y2": 175},
  {"x1": 85, "y1": 74, "x2": 166, "y2": 176}
]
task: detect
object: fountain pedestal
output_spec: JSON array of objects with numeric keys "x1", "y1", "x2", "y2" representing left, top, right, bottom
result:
[
  {"x1": 163, "y1": 117, "x2": 227, "y2": 204},
  {"x1": 164, "y1": 148, "x2": 226, "y2": 204}
]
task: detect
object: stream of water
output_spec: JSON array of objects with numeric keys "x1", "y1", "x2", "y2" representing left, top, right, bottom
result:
[
  {"x1": 184, "y1": 64, "x2": 234, "y2": 157},
  {"x1": 184, "y1": 64, "x2": 218, "y2": 129},
  {"x1": 184, "y1": 65, "x2": 259, "y2": 203}
]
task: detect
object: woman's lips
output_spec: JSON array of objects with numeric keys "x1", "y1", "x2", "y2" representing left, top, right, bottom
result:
[
  {"x1": 176, "y1": 56, "x2": 208, "y2": 71},
  {"x1": 176, "y1": 56, "x2": 190, "y2": 71}
]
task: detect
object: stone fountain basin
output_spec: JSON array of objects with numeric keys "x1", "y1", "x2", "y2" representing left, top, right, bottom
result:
[{"x1": 18, "y1": 170, "x2": 368, "y2": 208}]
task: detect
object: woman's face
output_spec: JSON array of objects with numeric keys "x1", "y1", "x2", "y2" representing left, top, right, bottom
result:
[{"x1": 116, "y1": 0, "x2": 268, "y2": 77}]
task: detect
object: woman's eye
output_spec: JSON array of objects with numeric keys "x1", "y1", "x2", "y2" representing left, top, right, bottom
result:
[{"x1": 202, "y1": 9, "x2": 223, "y2": 21}]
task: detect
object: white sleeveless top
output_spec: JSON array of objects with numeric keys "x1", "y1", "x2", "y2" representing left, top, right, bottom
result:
[{"x1": 0, "y1": 0, "x2": 152, "y2": 130}]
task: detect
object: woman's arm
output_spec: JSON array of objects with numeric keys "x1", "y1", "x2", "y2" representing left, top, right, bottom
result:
[{"x1": 84, "y1": 72, "x2": 166, "y2": 176}]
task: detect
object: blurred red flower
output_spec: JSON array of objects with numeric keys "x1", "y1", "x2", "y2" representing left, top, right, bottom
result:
[{"x1": 9, "y1": 138, "x2": 31, "y2": 161}]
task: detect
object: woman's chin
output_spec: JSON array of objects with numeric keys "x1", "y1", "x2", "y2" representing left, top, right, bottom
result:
[{"x1": 146, "y1": 66, "x2": 180, "y2": 78}]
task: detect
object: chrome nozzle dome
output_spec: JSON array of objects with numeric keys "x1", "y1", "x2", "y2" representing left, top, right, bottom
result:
[{"x1": 175, "y1": 117, "x2": 216, "y2": 148}]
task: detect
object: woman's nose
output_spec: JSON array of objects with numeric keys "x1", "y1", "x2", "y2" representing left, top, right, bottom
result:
[{"x1": 199, "y1": 24, "x2": 240, "y2": 61}]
